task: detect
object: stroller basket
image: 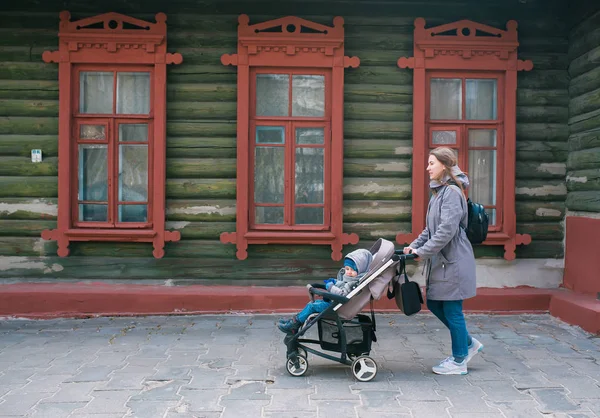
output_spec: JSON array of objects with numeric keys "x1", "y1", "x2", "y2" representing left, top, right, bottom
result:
[{"x1": 317, "y1": 314, "x2": 373, "y2": 355}]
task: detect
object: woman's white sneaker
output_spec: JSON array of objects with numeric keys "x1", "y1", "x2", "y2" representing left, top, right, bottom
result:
[
  {"x1": 465, "y1": 337, "x2": 483, "y2": 363},
  {"x1": 432, "y1": 357, "x2": 467, "y2": 375}
]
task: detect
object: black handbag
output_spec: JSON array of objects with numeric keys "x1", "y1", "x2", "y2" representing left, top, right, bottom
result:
[{"x1": 387, "y1": 257, "x2": 424, "y2": 316}]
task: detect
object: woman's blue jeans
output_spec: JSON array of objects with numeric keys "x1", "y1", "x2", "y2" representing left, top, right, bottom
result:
[
  {"x1": 297, "y1": 300, "x2": 331, "y2": 323},
  {"x1": 427, "y1": 299, "x2": 472, "y2": 361}
]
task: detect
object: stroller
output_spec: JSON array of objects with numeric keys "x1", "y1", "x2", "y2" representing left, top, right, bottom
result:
[{"x1": 283, "y1": 238, "x2": 416, "y2": 381}]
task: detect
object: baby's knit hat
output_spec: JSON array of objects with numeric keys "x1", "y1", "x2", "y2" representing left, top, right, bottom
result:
[{"x1": 344, "y1": 258, "x2": 358, "y2": 272}]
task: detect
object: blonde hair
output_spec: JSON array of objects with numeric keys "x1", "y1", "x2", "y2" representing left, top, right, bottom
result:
[{"x1": 429, "y1": 147, "x2": 466, "y2": 196}]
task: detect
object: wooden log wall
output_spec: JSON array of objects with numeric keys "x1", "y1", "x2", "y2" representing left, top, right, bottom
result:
[
  {"x1": 567, "y1": 5, "x2": 600, "y2": 214},
  {"x1": 0, "y1": 0, "x2": 571, "y2": 282}
]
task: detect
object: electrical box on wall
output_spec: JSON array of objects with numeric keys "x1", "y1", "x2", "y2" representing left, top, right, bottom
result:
[{"x1": 31, "y1": 149, "x2": 42, "y2": 163}]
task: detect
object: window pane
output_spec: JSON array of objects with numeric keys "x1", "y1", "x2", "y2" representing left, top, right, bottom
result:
[
  {"x1": 295, "y1": 148, "x2": 324, "y2": 204},
  {"x1": 292, "y1": 75, "x2": 325, "y2": 117},
  {"x1": 430, "y1": 78, "x2": 461, "y2": 120},
  {"x1": 117, "y1": 72, "x2": 150, "y2": 114},
  {"x1": 119, "y1": 124, "x2": 148, "y2": 142},
  {"x1": 118, "y1": 205, "x2": 147, "y2": 222},
  {"x1": 486, "y1": 208, "x2": 497, "y2": 226},
  {"x1": 256, "y1": 74, "x2": 289, "y2": 116},
  {"x1": 466, "y1": 79, "x2": 497, "y2": 120},
  {"x1": 469, "y1": 129, "x2": 497, "y2": 147},
  {"x1": 256, "y1": 126, "x2": 285, "y2": 144},
  {"x1": 119, "y1": 145, "x2": 148, "y2": 202},
  {"x1": 78, "y1": 145, "x2": 108, "y2": 201},
  {"x1": 296, "y1": 127, "x2": 324, "y2": 145},
  {"x1": 255, "y1": 207, "x2": 284, "y2": 224},
  {"x1": 295, "y1": 207, "x2": 324, "y2": 225},
  {"x1": 80, "y1": 125, "x2": 106, "y2": 140},
  {"x1": 469, "y1": 149, "x2": 497, "y2": 209},
  {"x1": 79, "y1": 72, "x2": 113, "y2": 114},
  {"x1": 255, "y1": 147, "x2": 284, "y2": 204},
  {"x1": 79, "y1": 204, "x2": 107, "y2": 222},
  {"x1": 432, "y1": 130, "x2": 456, "y2": 145}
]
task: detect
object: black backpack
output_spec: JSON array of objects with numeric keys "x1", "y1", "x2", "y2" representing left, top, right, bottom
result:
[{"x1": 465, "y1": 198, "x2": 489, "y2": 244}]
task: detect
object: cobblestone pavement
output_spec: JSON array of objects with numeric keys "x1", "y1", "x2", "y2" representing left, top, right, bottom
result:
[{"x1": 0, "y1": 313, "x2": 599, "y2": 418}]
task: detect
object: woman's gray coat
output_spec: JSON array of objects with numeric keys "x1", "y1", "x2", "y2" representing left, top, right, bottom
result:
[{"x1": 410, "y1": 184, "x2": 477, "y2": 301}]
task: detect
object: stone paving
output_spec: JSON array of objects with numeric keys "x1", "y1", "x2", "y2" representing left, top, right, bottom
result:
[{"x1": 0, "y1": 313, "x2": 599, "y2": 417}]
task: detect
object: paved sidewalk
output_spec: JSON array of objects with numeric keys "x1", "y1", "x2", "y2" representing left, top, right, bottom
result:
[{"x1": 0, "y1": 313, "x2": 599, "y2": 418}]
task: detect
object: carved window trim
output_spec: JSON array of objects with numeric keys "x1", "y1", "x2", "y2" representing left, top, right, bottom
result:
[
  {"x1": 220, "y1": 14, "x2": 360, "y2": 261},
  {"x1": 41, "y1": 11, "x2": 183, "y2": 258},
  {"x1": 397, "y1": 18, "x2": 533, "y2": 260}
]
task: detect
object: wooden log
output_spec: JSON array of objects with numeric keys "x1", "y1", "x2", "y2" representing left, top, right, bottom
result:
[
  {"x1": 344, "y1": 120, "x2": 412, "y2": 140},
  {"x1": 568, "y1": 27, "x2": 600, "y2": 62},
  {"x1": 344, "y1": 84, "x2": 412, "y2": 104},
  {"x1": 0, "y1": 219, "x2": 56, "y2": 236},
  {"x1": 0, "y1": 117, "x2": 58, "y2": 135},
  {"x1": 0, "y1": 176, "x2": 57, "y2": 197},
  {"x1": 0, "y1": 197, "x2": 57, "y2": 220},
  {"x1": 519, "y1": 38, "x2": 569, "y2": 54},
  {"x1": 515, "y1": 179, "x2": 567, "y2": 201},
  {"x1": 567, "y1": 147, "x2": 600, "y2": 170},
  {"x1": 566, "y1": 168, "x2": 600, "y2": 192},
  {"x1": 0, "y1": 80, "x2": 59, "y2": 100},
  {"x1": 515, "y1": 140, "x2": 568, "y2": 162},
  {"x1": 343, "y1": 200, "x2": 411, "y2": 222},
  {"x1": 0, "y1": 63, "x2": 57, "y2": 81},
  {"x1": 167, "y1": 102, "x2": 236, "y2": 121},
  {"x1": 167, "y1": 83, "x2": 236, "y2": 103},
  {"x1": 0, "y1": 135, "x2": 58, "y2": 157},
  {"x1": 167, "y1": 65, "x2": 237, "y2": 84},
  {"x1": 566, "y1": 190, "x2": 600, "y2": 212},
  {"x1": 0, "y1": 99, "x2": 58, "y2": 117},
  {"x1": 516, "y1": 223, "x2": 564, "y2": 241},
  {"x1": 344, "y1": 222, "x2": 411, "y2": 241},
  {"x1": 515, "y1": 161, "x2": 566, "y2": 180},
  {"x1": 344, "y1": 158, "x2": 411, "y2": 178},
  {"x1": 166, "y1": 199, "x2": 236, "y2": 222},
  {"x1": 166, "y1": 137, "x2": 236, "y2": 158},
  {"x1": 343, "y1": 139, "x2": 412, "y2": 159},
  {"x1": 342, "y1": 49, "x2": 412, "y2": 66},
  {"x1": 166, "y1": 158, "x2": 236, "y2": 179},
  {"x1": 568, "y1": 45, "x2": 600, "y2": 79},
  {"x1": 346, "y1": 66, "x2": 412, "y2": 87},
  {"x1": 166, "y1": 31, "x2": 237, "y2": 49},
  {"x1": 514, "y1": 201, "x2": 565, "y2": 222},
  {"x1": 569, "y1": 9, "x2": 600, "y2": 42},
  {"x1": 0, "y1": 46, "x2": 32, "y2": 62},
  {"x1": 0, "y1": 28, "x2": 56, "y2": 46},
  {"x1": 166, "y1": 178, "x2": 236, "y2": 199},
  {"x1": 518, "y1": 53, "x2": 569, "y2": 70},
  {"x1": 568, "y1": 128, "x2": 600, "y2": 152},
  {"x1": 166, "y1": 121, "x2": 236, "y2": 137},
  {"x1": 569, "y1": 66, "x2": 600, "y2": 98},
  {"x1": 516, "y1": 106, "x2": 568, "y2": 123},
  {"x1": 0, "y1": 156, "x2": 57, "y2": 176},
  {"x1": 343, "y1": 177, "x2": 411, "y2": 200},
  {"x1": 569, "y1": 108, "x2": 600, "y2": 134},
  {"x1": 0, "y1": 237, "x2": 57, "y2": 256},
  {"x1": 517, "y1": 70, "x2": 569, "y2": 90},
  {"x1": 515, "y1": 240, "x2": 564, "y2": 259},
  {"x1": 517, "y1": 89, "x2": 569, "y2": 107},
  {"x1": 345, "y1": 102, "x2": 412, "y2": 122},
  {"x1": 0, "y1": 11, "x2": 60, "y2": 29},
  {"x1": 515, "y1": 123, "x2": 569, "y2": 141},
  {"x1": 167, "y1": 221, "x2": 235, "y2": 240},
  {"x1": 569, "y1": 87, "x2": 600, "y2": 119}
]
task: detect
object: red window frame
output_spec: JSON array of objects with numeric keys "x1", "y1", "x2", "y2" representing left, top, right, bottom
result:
[
  {"x1": 397, "y1": 18, "x2": 534, "y2": 260},
  {"x1": 220, "y1": 14, "x2": 360, "y2": 261},
  {"x1": 249, "y1": 68, "x2": 332, "y2": 232},
  {"x1": 426, "y1": 71, "x2": 504, "y2": 232},
  {"x1": 41, "y1": 11, "x2": 183, "y2": 258}
]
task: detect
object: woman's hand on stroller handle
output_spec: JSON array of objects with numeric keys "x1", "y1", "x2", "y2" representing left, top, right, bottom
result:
[{"x1": 393, "y1": 249, "x2": 417, "y2": 260}]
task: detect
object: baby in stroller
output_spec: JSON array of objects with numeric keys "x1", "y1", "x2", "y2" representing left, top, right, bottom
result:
[{"x1": 277, "y1": 248, "x2": 374, "y2": 335}]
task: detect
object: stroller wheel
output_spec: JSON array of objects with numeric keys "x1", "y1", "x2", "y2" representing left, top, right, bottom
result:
[
  {"x1": 351, "y1": 356, "x2": 377, "y2": 382},
  {"x1": 286, "y1": 354, "x2": 308, "y2": 377},
  {"x1": 297, "y1": 347, "x2": 307, "y2": 358}
]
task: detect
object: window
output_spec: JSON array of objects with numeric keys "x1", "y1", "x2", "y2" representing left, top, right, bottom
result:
[
  {"x1": 220, "y1": 15, "x2": 360, "y2": 260},
  {"x1": 427, "y1": 74, "x2": 502, "y2": 228},
  {"x1": 41, "y1": 12, "x2": 183, "y2": 258},
  {"x1": 397, "y1": 18, "x2": 533, "y2": 260}
]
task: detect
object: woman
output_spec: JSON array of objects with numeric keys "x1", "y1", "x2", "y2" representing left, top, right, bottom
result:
[{"x1": 403, "y1": 147, "x2": 483, "y2": 375}]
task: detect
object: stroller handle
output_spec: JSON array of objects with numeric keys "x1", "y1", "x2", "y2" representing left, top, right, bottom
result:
[{"x1": 393, "y1": 250, "x2": 417, "y2": 261}]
